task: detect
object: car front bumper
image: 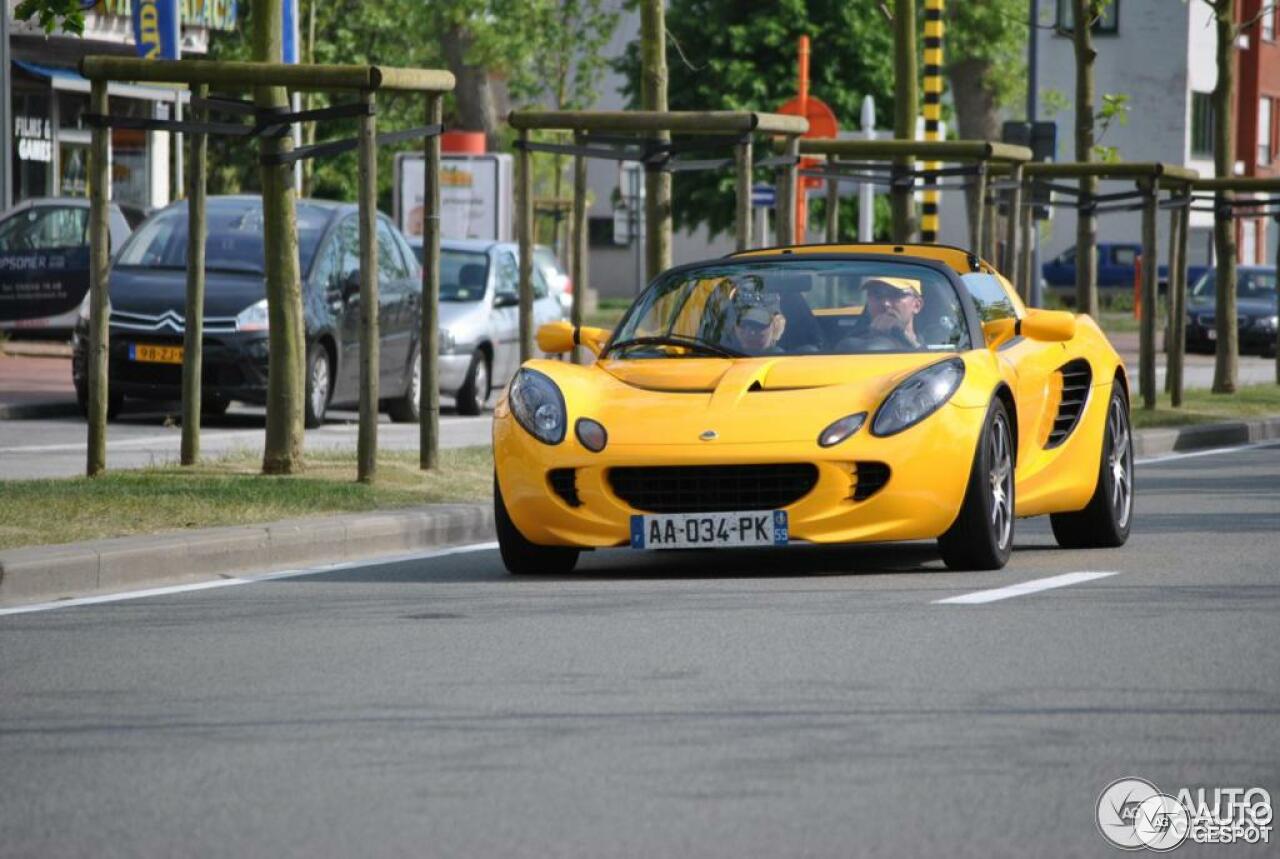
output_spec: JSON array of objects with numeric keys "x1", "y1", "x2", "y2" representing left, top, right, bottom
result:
[{"x1": 493, "y1": 400, "x2": 986, "y2": 549}]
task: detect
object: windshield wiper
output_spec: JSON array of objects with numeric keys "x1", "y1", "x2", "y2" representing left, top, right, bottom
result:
[{"x1": 605, "y1": 334, "x2": 744, "y2": 359}]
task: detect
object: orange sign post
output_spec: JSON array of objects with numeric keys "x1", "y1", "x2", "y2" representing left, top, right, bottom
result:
[{"x1": 777, "y1": 35, "x2": 838, "y2": 242}]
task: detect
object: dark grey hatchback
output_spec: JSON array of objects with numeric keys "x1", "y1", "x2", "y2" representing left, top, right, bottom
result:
[{"x1": 72, "y1": 195, "x2": 423, "y2": 426}]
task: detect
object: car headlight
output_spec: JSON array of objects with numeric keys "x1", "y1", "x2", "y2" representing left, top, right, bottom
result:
[
  {"x1": 236, "y1": 298, "x2": 270, "y2": 332},
  {"x1": 509, "y1": 368, "x2": 566, "y2": 445},
  {"x1": 818, "y1": 412, "x2": 867, "y2": 447},
  {"x1": 871, "y1": 358, "x2": 965, "y2": 437},
  {"x1": 77, "y1": 291, "x2": 109, "y2": 322},
  {"x1": 1260, "y1": 315, "x2": 1278, "y2": 330}
]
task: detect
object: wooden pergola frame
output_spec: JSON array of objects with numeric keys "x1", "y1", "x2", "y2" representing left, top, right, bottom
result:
[
  {"x1": 78, "y1": 57, "x2": 455, "y2": 478},
  {"x1": 507, "y1": 110, "x2": 809, "y2": 363},
  {"x1": 796, "y1": 139, "x2": 1033, "y2": 275},
  {"x1": 1017, "y1": 163, "x2": 1199, "y2": 411}
]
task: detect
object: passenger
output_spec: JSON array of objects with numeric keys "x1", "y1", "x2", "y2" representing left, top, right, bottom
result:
[{"x1": 723, "y1": 286, "x2": 786, "y2": 355}]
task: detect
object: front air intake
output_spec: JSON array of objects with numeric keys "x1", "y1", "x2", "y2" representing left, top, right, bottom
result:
[
  {"x1": 1046, "y1": 359, "x2": 1092, "y2": 448},
  {"x1": 608, "y1": 464, "x2": 818, "y2": 513}
]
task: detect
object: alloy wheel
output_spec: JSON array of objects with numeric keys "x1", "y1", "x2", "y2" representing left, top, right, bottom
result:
[
  {"x1": 989, "y1": 413, "x2": 1014, "y2": 551},
  {"x1": 1108, "y1": 398, "x2": 1133, "y2": 529},
  {"x1": 310, "y1": 352, "x2": 330, "y2": 421}
]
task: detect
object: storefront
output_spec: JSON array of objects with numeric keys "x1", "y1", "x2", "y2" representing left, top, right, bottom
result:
[{"x1": 7, "y1": 0, "x2": 239, "y2": 211}]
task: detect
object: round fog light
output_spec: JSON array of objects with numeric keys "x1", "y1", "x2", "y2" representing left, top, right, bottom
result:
[{"x1": 575, "y1": 418, "x2": 608, "y2": 452}]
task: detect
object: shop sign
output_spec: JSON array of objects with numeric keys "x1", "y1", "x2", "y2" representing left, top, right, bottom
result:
[
  {"x1": 99, "y1": 0, "x2": 238, "y2": 32},
  {"x1": 16, "y1": 116, "x2": 52, "y2": 164},
  {"x1": 0, "y1": 247, "x2": 91, "y2": 322},
  {"x1": 131, "y1": 0, "x2": 180, "y2": 59}
]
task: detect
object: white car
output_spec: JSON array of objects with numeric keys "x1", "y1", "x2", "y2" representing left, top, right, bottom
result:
[{"x1": 409, "y1": 238, "x2": 567, "y2": 413}]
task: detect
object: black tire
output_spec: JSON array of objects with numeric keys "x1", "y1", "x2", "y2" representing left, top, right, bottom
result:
[
  {"x1": 76, "y1": 380, "x2": 123, "y2": 421},
  {"x1": 388, "y1": 345, "x2": 421, "y2": 423},
  {"x1": 456, "y1": 349, "x2": 490, "y2": 416},
  {"x1": 938, "y1": 398, "x2": 1015, "y2": 571},
  {"x1": 494, "y1": 474, "x2": 579, "y2": 575},
  {"x1": 1050, "y1": 387, "x2": 1133, "y2": 549},
  {"x1": 304, "y1": 342, "x2": 332, "y2": 429}
]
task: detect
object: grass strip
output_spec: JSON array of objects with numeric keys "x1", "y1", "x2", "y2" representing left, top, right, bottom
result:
[
  {"x1": 1131, "y1": 383, "x2": 1280, "y2": 429},
  {"x1": 0, "y1": 446, "x2": 493, "y2": 551}
]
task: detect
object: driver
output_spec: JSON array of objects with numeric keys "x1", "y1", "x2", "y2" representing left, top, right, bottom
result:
[
  {"x1": 852, "y1": 277, "x2": 925, "y2": 350},
  {"x1": 723, "y1": 284, "x2": 786, "y2": 355}
]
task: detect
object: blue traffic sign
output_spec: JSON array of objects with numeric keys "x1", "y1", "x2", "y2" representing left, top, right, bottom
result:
[{"x1": 751, "y1": 183, "x2": 776, "y2": 208}]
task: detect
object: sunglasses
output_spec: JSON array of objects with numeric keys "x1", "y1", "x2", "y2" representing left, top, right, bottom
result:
[{"x1": 737, "y1": 319, "x2": 772, "y2": 333}]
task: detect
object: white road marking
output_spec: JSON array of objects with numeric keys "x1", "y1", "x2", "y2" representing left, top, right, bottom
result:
[
  {"x1": 934, "y1": 571, "x2": 1118, "y2": 605},
  {"x1": 0, "y1": 542, "x2": 499, "y2": 616},
  {"x1": 0, "y1": 431, "x2": 250, "y2": 455},
  {"x1": 1136, "y1": 439, "x2": 1280, "y2": 466}
]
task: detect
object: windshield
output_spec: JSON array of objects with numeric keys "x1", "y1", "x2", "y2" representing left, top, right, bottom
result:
[
  {"x1": 609, "y1": 259, "x2": 971, "y2": 358},
  {"x1": 1191, "y1": 268, "x2": 1278, "y2": 301},
  {"x1": 116, "y1": 199, "x2": 331, "y2": 274},
  {"x1": 441, "y1": 250, "x2": 489, "y2": 301}
]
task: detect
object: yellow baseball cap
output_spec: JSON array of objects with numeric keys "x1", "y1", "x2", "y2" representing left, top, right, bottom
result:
[{"x1": 864, "y1": 276, "x2": 923, "y2": 297}]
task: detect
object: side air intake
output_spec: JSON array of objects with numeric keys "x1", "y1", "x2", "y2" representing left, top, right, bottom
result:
[{"x1": 1046, "y1": 359, "x2": 1092, "y2": 448}]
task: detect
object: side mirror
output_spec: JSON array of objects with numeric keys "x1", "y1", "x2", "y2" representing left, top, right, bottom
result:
[
  {"x1": 341, "y1": 270, "x2": 361, "y2": 300},
  {"x1": 536, "y1": 321, "x2": 610, "y2": 357},
  {"x1": 982, "y1": 310, "x2": 1076, "y2": 349},
  {"x1": 493, "y1": 292, "x2": 519, "y2": 309}
]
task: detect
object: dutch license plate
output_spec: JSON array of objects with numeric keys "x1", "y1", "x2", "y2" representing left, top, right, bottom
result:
[
  {"x1": 129, "y1": 343, "x2": 184, "y2": 364},
  {"x1": 1207, "y1": 329, "x2": 1217, "y2": 340},
  {"x1": 630, "y1": 510, "x2": 788, "y2": 550}
]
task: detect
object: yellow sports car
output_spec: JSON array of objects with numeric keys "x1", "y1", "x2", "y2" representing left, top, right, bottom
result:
[{"x1": 492, "y1": 244, "x2": 1132, "y2": 574}]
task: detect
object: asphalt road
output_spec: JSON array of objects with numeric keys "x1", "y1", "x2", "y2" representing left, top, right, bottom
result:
[
  {"x1": 0, "y1": 405, "x2": 493, "y2": 479},
  {"x1": 2, "y1": 444, "x2": 1278, "y2": 857}
]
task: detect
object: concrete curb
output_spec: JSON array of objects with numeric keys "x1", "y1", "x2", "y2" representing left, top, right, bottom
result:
[
  {"x1": 0, "y1": 504, "x2": 495, "y2": 608},
  {"x1": 0, "y1": 400, "x2": 81, "y2": 420},
  {"x1": 1133, "y1": 415, "x2": 1280, "y2": 458}
]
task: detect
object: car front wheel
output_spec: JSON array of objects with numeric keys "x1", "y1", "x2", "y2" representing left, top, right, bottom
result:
[
  {"x1": 304, "y1": 343, "x2": 331, "y2": 429},
  {"x1": 938, "y1": 398, "x2": 1015, "y2": 571},
  {"x1": 1050, "y1": 387, "x2": 1133, "y2": 548},
  {"x1": 388, "y1": 345, "x2": 421, "y2": 423},
  {"x1": 456, "y1": 349, "x2": 489, "y2": 416},
  {"x1": 494, "y1": 474, "x2": 579, "y2": 575}
]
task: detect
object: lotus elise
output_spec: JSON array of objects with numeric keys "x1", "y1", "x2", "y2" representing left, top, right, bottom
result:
[{"x1": 492, "y1": 244, "x2": 1133, "y2": 574}]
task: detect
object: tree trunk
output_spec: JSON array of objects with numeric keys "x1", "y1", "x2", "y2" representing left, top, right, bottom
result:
[
  {"x1": 1072, "y1": 0, "x2": 1099, "y2": 319},
  {"x1": 641, "y1": 0, "x2": 671, "y2": 279},
  {"x1": 947, "y1": 56, "x2": 999, "y2": 245},
  {"x1": 442, "y1": 24, "x2": 502, "y2": 153},
  {"x1": 1212, "y1": 0, "x2": 1239, "y2": 394},
  {"x1": 253, "y1": 0, "x2": 305, "y2": 474},
  {"x1": 891, "y1": 0, "x2": 918, "y2": 243}
]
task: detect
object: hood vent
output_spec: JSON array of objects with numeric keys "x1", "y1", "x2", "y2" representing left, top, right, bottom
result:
[{"x1": 1046, "y1": 359, "x2": 1092, "y2": 448}]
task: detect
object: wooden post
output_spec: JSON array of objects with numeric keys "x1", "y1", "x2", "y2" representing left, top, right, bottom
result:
[
  {"x1": 571, "y1": 134, "x2": 588, "y2": 363},
  {"x1": 777, "y1": 135, "x2": 800, "y2": 245},
  {"x1": 1170, "y1": 194, "x2": 1190, "y2": 406},
  {"x1": 87, "y1": 79, "x2": 110, "y2": 478},
  {"x1": 517, "y1": 128, "x2": 534, "y2": 362},
  {"x1": 356, "y1": 88, "x2": 379, "y2": 482},
  {"x1": 1139, "y1": 178, "x2": 1158, "y2": 410},
  {"x1": 983, "y1": 183, "x2": 998, "y2": 262},
  {"x1": 970, "y1": 166, "x2": 988, "y2": 257},
  {"x1": 1018, "y1": 177, "x2": 1036, "y2": 303},
  {"x1": 1164, "y1": 192, "x2": 1181, "y2": 395},
  {"x1": 640, "y1": 0, "x2": 671, "y2": 279},
  {"x1": 1003, "y1": 162, "x2": 1023, "y2": 283},
  {"x1": 891, "y1": 0, "x2": 918, "y2": 242},
  {"x1": 825, "y1": 168, "x2": 840, "y2": 242},
  {"x1": 734, "y1": 139, "x2": 752, "y2": 251},
  {"x1": 420, "y1": 92, "x2": 442, "y2": 470},
  {"x1": 181, "y1": 83, "x2": 208, "y2": 466}
]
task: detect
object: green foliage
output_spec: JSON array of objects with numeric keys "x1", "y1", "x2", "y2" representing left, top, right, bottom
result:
[
  {"x1": 946, "y1": 0, "x2": 1028, "y2": 110},
  {"x1": 14, "y1": 0, "x2": 84, "y2": 34},
  {"x1": 615, "y1": 0, "x2": 896, "y2": 239}
]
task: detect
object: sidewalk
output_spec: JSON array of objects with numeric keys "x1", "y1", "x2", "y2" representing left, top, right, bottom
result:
[{"x1": 0, "y1": 340, "x2": 79, "y2": 420}]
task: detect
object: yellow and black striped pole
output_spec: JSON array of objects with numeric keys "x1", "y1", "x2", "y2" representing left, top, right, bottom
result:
[{"x1": 921, "y1": 0, "x2": 944, "y2": 243}]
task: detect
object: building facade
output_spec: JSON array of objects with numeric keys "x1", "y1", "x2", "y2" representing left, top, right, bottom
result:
[{"x1": 6, "y1": 0, "x2": 238, "y2": 212}]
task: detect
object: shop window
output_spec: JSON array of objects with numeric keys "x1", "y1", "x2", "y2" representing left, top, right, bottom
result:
[
  {"x1": 1265, "y1": 8, "x2": 1276, "y2": 41},
  {"x1": 1191, "y1": 92, "x2": 1214, "y2": 159},
  {"x1": 1260, "y1": 97, "x2": 1273, "y2": 166},
  {"x1": 13, "y1": 90, "x2": 52, "y2": 200}
]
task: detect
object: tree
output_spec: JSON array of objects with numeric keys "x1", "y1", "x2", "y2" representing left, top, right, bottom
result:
[
  {"x1": 1070, "y1": 0, "x2": 1107, "y2": 320},
  {"x1": 616, "y1": 0, "x2": 896, "y2": 240},
  {"x1": 1206, "y1": 0, "x2": 1240, "y2": 394},
  {"x1": 14, "y1": 0, "x2": 85, "y2": 34},
  {"x1": 946, "y1": 0, "x2": 1025, "y2": 229}
]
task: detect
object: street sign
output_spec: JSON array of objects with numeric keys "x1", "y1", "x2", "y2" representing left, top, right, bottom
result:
[{"x1": 752, "y1": 183, "x2": 776, "y2": 208}]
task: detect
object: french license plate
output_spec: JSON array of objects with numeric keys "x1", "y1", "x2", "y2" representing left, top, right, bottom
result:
[
  {"x1": 1207, "y1": 329, "x2": 1217, "y2": 340},
  {"x1": 630, "y1": 510, "x2": 788, "y2": 550},
  {"x1": 129, "y1": 343, "x2": 184, "y2": 364}
]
